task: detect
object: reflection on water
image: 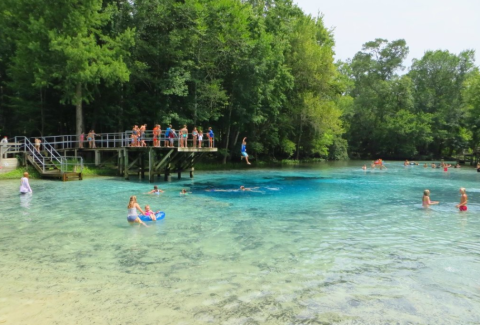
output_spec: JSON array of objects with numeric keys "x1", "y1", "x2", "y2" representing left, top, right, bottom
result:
[
  {"x1": 19, "y1": 192, "x2": 32, "y2": 209},
  {"x1": 0, "y1": 163, "x2": 480, "y2": 324}
]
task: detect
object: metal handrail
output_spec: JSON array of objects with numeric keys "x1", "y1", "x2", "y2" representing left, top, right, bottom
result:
[
  {"x1": 15, "y1": 130, "x2": 216, "y2": 151},
  {"x1": 39, "y1": 138, "x2": 63, "y2": 165},
  {"x1": 60, "y1": 156, "x2": 84, "y2": 173}
]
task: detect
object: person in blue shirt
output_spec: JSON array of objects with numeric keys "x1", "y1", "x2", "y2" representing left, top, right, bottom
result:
[
  {"x1": 164, "y1": 124, "x2": 172, "y2": 147},
  {"x1": 241, "y1": 137, "x2": 251, "y2": 165},
  {"x1": 208, "y1": 127, "x2": 214, "y2": 148}
]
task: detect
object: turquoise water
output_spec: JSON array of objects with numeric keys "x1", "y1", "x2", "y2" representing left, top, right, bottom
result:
[{"x1": 1, "y1": 162, "x2": 480, "y2": 324}]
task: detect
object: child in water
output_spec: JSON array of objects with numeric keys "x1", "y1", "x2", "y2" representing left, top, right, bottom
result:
[
  {"x1": 144, "y1": 205, "x2": 159, "y2": 220},
  {"x1": 362, "y1": 165, "x2": 367, "y2": 170},
  {"x1": 456, "y1": 188, "x2": 468, "y2": 211},
  {"x1": 422, "y1": 190, "x2": 439, "y2": 208}
]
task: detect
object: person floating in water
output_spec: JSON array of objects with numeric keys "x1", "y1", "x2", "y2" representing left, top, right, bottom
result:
[
  {"x1": 456, "y1": 188, "x2": 468, "y2": 211},
  {"x1": 241, "y1": 137, "x2": 251, "y2": 165},
  {"x1": 19, "y1": 172, "x2": 32, "y2": 194},
  {"x1": 362, "y1": 165, "x2": 367, "y2": 170},
  {"x1": 144, "y1": 205, "x2": 160, "y2": 221},
  {"x1": 422, "y1": 190, "x2": 439, "y2": 208},
  {"x1": 207, "y1": 186, "x2": 259, "y2": 192},
  {"x1": 127, "y1": 195, "x2": 147, "y2": 226},
  {"x1": 180, "y1": 189, "x2": 191, "y2": 195},
  {"x1": 147, "y1": 185, "x2": 164, "y2": 194}
]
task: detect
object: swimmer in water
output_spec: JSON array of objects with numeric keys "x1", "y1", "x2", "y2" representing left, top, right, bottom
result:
[
  {"x1": 240, "y1": 186, "x2": 259, "y2": 191},
  {"x1": 422, "y1": 190, "x2": 439, "y2": 208},
  {"x1": 147, "y1": 185, "x2": 164, "y2": 194},
  {"x1": 423, "y1": 163, "x2": 428, "y2": 168},
  {"x1": 362, "y1": 165, "x2": 367, "y2": 170},
  {"x1": 208, "y1": 186, "x2": 259, "y2": 192},
  {"x1": 456, "y1": 188, "x2": 468, "y2": 211},
  {"x1": 180, "y1": 189, "x2": 191, "y2": 195}
]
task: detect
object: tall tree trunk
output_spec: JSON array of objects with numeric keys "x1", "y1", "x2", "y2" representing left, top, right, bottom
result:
[
  {"x1": 75, "y1": 82, "x2": 83, "y2": 142},
  {"x1": 296, "y1": 115, "x2": 303, "y2": 160},
  {"x1": 222, "y1": 106, "x2": 233, "y2": 164},
  {"x1": 40, "y1": 88, "x2": 45, "y2": 136}
]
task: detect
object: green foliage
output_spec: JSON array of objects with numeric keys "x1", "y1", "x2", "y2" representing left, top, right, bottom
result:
[{"x1": 1, "y1": 0, "x2": 478, "y2": 162}]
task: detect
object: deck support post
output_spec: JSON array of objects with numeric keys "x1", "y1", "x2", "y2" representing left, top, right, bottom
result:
[
  {"x1": 118, "y1": 150, "x2": 123, "y2": 176},
  {"x1": 94, "y1": 150, "x2": 101, "y2": 166},
  {"x1": 140, "y1": 152, "x2": 145, "y2": 179},
  {"x1": 124, "y1": 148, "x2": 129, "y2": 180},
  {"x1": 190, "y1": 153, "x2": 194, "y2": 178},
  {"x1": 148, "y1": 147, "x2": 154, "y2": 183},
  {"x1": 164, "y1": 156, "x2": 171, "y2": 182}
]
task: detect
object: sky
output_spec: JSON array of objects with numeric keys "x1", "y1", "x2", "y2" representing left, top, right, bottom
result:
[{"x1": 293, "y1": 0, "x2": 480, "y2": 66}]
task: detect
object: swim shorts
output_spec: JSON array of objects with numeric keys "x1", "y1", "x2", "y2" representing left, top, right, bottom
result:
[
  {"x1": 127, "y1": 215, "x2": 138, "y2": 222},
  {"x1": 242, "y1": 152, "x2": 248, "y2": 157},
  {"x1": 459, "y1": 206, "x2": 467, "y2": 211}
]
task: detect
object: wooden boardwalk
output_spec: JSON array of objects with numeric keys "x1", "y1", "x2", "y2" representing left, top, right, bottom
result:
[{"x1": 4, "y1": 133, "x2": 218, "y2": 181}]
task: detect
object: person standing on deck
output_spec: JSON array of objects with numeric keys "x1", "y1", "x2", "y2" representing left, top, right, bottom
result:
[
  {"x1": 207, "y1": 127, "x2": 214, "y2": 148},
  {"x1": 198, "y1": 130, "x2": 203, "y2": 148},
  {"x1": 79, "y1": 133, "x2": 84, "y2": 148},
  {"x1": 241, "y1": 137, "x2": 251, "y2": 165},
  {"x1": 91, "y1": 130, "x2": 98, "y2": 148},
  {"x1": 165, "y1": 125, "x2": 172, "y2": 147},
  {"x1": 192, "y1": 127, "x2": 198, "y2": 148},
  {"x1": 87, "y1": 130, "x2": 93, "y2": 148},
  {"x1": 139, "y1": 124, "x2": 147, "y2": 147},
  {"x1": 34, "y1": 138, "x2": 41, "y2": 152},
  {"x1": 180, "y1": 125, "x2": 188, "y2": 148},
  {"x1": 153, "y1": 124, "x2": 160, "y2": 147}
]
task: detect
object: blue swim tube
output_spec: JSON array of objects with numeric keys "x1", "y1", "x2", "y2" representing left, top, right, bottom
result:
[{"x1": 139, "y1": 211, "x2": 165, "y2": 222}]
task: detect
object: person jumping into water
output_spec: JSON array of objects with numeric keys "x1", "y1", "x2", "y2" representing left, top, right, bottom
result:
[{"x1": 241, "y1": 137, "x2": 251, "y2": 165}]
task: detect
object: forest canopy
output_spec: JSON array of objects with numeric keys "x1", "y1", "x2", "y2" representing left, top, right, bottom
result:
[{"x1": 0, "y1": 0, "x2": 478, "y2": 161}]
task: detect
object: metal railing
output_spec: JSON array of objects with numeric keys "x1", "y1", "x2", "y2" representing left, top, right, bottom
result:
[
  {"x1": 27, "y1": 130, "x2": 216, "y2": 150},
  {"x1": 60, "y1": 156, "x2": 84, "y2": 173}
]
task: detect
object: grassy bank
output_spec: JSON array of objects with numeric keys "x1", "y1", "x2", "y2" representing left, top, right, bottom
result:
[
  {"x1": 0, "y1": 165, "x2": 118, "y2": 180},
  {"x1": 0, "y1": 167, "x2": 41, "y2": 180}
]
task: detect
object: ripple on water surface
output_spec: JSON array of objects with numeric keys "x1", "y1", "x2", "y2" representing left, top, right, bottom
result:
[{"x1": 1, "y1": 162, "x2": 480, "y2": 324}]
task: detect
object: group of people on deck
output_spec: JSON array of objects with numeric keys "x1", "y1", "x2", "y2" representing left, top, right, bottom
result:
[{"x1": 129, "y1": 124, "x2": 215, "y2": 148}]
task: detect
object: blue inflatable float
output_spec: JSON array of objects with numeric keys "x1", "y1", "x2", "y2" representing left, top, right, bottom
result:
[{"x1": 139, "y1": 211, "x2": 165, "y2": 222}]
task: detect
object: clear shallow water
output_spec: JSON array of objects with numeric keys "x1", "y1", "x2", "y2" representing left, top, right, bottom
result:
[{"x1": 1, "y1": 162, "x2": 480, "y2": 325}]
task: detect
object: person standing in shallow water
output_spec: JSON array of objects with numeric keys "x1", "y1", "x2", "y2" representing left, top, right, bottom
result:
[
  {"x1": 422, "y1": 190, "x2": 439, "y2": 208},
  {"x1": 456, "y1": 188, "x2": 468, "y2": 211},
  {"x1": 19, "y1": 172, "x2": 32, "y2": 194},
  {"x1": 127, "y1": 196, "x2": 147, "y2": 226}
]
